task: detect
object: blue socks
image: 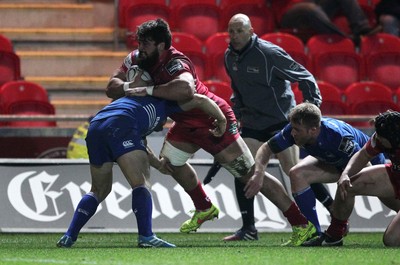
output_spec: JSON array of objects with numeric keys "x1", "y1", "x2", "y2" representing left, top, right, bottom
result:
[
  {"x1": 65, "y1": 187, "x2": 153, "y2": 239},
  {"x1": 293, "y1": 186, "x2": 321, "y2": 234},
  {"x1": 132, "y1": 186, "x2": 153, "y2": 237},
  {"x1": 66, "y1": 192, "x2": 99, "y2": 241}
]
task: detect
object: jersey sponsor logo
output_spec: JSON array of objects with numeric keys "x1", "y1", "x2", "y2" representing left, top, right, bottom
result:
[
  {"x1": 338, "y1": 137, "x2": 356, "y2": 155},
  {"x1": 122, "y1": 140, "x2": 134, "y2": 148},
  {"x1": 166, "y1": 59, "x2": 184, "y2": 76},
  {"x1": 246, "y1": 66, "x2": 259, "y2": 74}
]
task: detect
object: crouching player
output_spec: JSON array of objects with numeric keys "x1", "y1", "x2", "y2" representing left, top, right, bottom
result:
[{"x1": 304, "y1": 111, "x2": 400, "y2": 247}]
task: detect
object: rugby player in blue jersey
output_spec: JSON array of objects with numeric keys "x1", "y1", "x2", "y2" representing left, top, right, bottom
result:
[
  {"x1": 247, "y1": 103, "x2": 386, "y2": 245},
  {"x1": 304, "y1": 111, "x2": 400, "y2": 247},
  {"x1": 56, "y1": 77, "x2": 227, "y2": 248}
]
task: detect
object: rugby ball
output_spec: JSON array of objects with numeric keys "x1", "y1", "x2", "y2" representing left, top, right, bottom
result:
[{"x1": 126, "y1": 66, "x2": 152, "y2": 82}]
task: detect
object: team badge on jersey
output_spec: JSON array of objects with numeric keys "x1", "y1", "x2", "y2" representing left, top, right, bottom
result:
[
  {"x1": 166, "y1": 59, "x2": 184, "y2": 76},
  {"x1": 339, "y1": 137, "x2": 356, "y2": 156}
]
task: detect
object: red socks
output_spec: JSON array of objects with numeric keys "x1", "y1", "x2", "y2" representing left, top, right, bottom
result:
[
  {"x1": 283, "y1": 202, "x2": 308, "y2": 226},
  {"x1": 326, "y1": 216, "x2": 348, "y2": 239},
  {"x1": 186, "y1": 181, "x2": 212, "y2": 211}
]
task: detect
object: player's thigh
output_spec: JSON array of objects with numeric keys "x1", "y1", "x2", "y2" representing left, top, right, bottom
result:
[
  {"x1": 243, "y1": 137, "x2": 263, "y2": 157},
  {"x1": 214, "y1": 136, "x2": 252, "y2": 164},
  {"x1": 117, "y1": 150, "x2": 150, "y2": 188},
  {"x1": 290, "y1": 155, "x2": 340, "y2": 183},
  {"x1": 348, "y1": 165, "x2": 394, "y2": 198}
]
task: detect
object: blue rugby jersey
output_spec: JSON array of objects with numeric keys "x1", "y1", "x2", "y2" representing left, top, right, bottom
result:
[
  {"x1": 268, "y1": 117, "x2": 385, "y2": 169},
  {"x1": 91, "y1": 96, "x2": 182, "y2": 137}
]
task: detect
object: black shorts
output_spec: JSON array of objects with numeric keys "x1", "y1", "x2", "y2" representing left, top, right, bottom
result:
[{"x1": 240, "y1": 121, "x2": 288, "y2": 142}]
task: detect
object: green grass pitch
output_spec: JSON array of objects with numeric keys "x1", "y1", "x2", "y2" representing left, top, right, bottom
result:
[{"x1": 1, "y1": 232, "x2": 399, "y2": 265}]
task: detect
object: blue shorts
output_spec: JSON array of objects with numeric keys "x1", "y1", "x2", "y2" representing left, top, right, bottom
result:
[{"x1": 86, "y1": 116, "x2": 146, "y2": 165}]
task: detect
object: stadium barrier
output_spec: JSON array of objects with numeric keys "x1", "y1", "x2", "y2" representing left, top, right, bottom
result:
[{"x1": 0, "y1": 158, "x2": 394, "y2": 233}]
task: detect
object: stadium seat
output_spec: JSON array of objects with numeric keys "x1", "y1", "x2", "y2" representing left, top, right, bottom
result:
[
  {"x1": 207, "y1": 51, "x2": 230, "y2": 83},
  {"x1": 124, "y1": 2, "x2": 170, "y2": 49},
  {"x1": 317, "y1": 81, "x2": 347, "y2": 115},
  {"x1": 261, "y1": 32, "x2": 308, "y2": 67},
  {"x1": 220, "y1": 1, "x2": 275, "y2": 36},
  {"x1": 204, "y1": 32, "x2": 230, "y2": 59},
  {"x1": 291, "y1": 83, "x2": 303, "y2": 104},
  {"x1": 0, "y1": 34, "x2": 14, "y2": 52},
  {"x1": 306, "y1": 34, "x2": 362, "y2": 90},
  {"x1": 118, "y1": 0, "x2": 168, "y2": 28},
  {"x1": 0, "y1": 51, "x2": 22, "y2": 87},
  {"x1": 203, "y1": 80, "x2": 233, "y2": 106},
  {"x1": 365, "y1": 51, "x2": 400, "y2": 90},
  {"x1": 360, "y1": 33, "x2": 400, "y2": 56},
  {"x1": 204, "y1": 32, "x2": 230, "y2": 81},
  {"x1": 172, "y1": 32, "x2": 207, "y2": 81},
  {"x1": 343, "y1": 81, "x2": 399, "y2": 127},
  {"x1": 360, "y1": 34, "x2": 400, "y2": 90},
  {"x1": 0, "y1": 80, "x2": 56, "y2": 127},
  {"x1": 269, "y1": 0, "x2": 299, "y2": 24},
  {"x1": 170, "y1": 1, "x2": 221, "y2": 41}
]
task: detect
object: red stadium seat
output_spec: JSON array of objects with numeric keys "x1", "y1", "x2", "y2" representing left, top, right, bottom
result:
[
  {"x1": 365, "y1": 51, "x2": 400, "y2": 90},
  {"x1": 344, "y1": 81, "x2": 399, "y2": 127},
  {"x1": 124, "y1": 2, "x2": 170, "y2": 49},
  {"x1": 118, "y1": 0, "x2": 168, "y2": 28},
  {"x1": 0, "y1": 34, "x2": 14, "y2": 52},
  {"x1": 360, "y1": 34, "x2": 400, "y2": 90},
  {"x1": 204, "y1": 32, "x2": 230, "y2": 81},
  {"x1": 208, "y1": 51, "x2": 230, "y2": 83},
  {"x1": 261, "y1": 32, "x2": 308, "y2": 67},
  {"x1": 172, "y1": 32, "x2": 207, "y2": 81},
  {"x1": 203, "y1": 80, "x2": 233, "y2": 106},
  {"x1": 317, "y1": 81, "x2": 347, "y2": 115},
  {"x1": 0, "y1": 51, "x2": 22, "y2": 87},
  {"x1": 204, "y1": 32, "x2": 229, "y2": 59},
  {"x1": 306, "y1": 34, "x2": 362, "y2": 90},
  {"x1": 0, "y1": 80, "x2": 56, "y2": 127},
  {"x1": 170, "y1": 1, "x2": 221, "y2": 41},
  {"x1": 220, "y1": 1, "x2": 275, "y2": 36},
  {"x1": 360, "y1": 33, "x2": 400, "y2": 56},
  {"x1": 291, "y1": 83, "x2": 303, "y2": 104}
]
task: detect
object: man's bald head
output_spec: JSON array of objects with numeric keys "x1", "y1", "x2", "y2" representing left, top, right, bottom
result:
[{"x1": 227, "y1": 13, "x2": 253, "y2": 51}]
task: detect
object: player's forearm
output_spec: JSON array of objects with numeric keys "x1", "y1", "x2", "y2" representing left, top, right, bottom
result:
[
  {"x1": 342, "y1": 148, "x2": 371, "y2": 178},
  {"x1": 254, "y1": 143, "x2": 272, "y2": 174},
  {"x1": 196, "y1": 95, "x2": 226, "y2": 123},
  {"x1": 152, "y1": 79, "x2": 195, "y2": 101},
  {"x1": 106, "y1": 69, "x2": 126, "y2": 100}
]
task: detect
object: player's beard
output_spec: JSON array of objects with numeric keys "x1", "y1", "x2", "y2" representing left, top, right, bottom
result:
[{"x1": 137, "y1": 49, "x2": 159, "y2": 72}]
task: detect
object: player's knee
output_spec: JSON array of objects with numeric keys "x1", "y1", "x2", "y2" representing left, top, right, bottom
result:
[
  {"x1": 160, "y1": 141, "x2": 192, "y2": 166},
  {"x1": 221, "y1": 151, "x2": 254, "y2": 178},
  {"x1": 91, "y1": 186, "x2": 111, "y2": 202},
  {"x1": 383, "y1": 232, "x2": 400, "y2": 247}
]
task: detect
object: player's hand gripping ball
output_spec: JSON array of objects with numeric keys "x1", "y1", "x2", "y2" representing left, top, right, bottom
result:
[{"x1": 126, "y1": 65, "x2": 153, "y2": 86}]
